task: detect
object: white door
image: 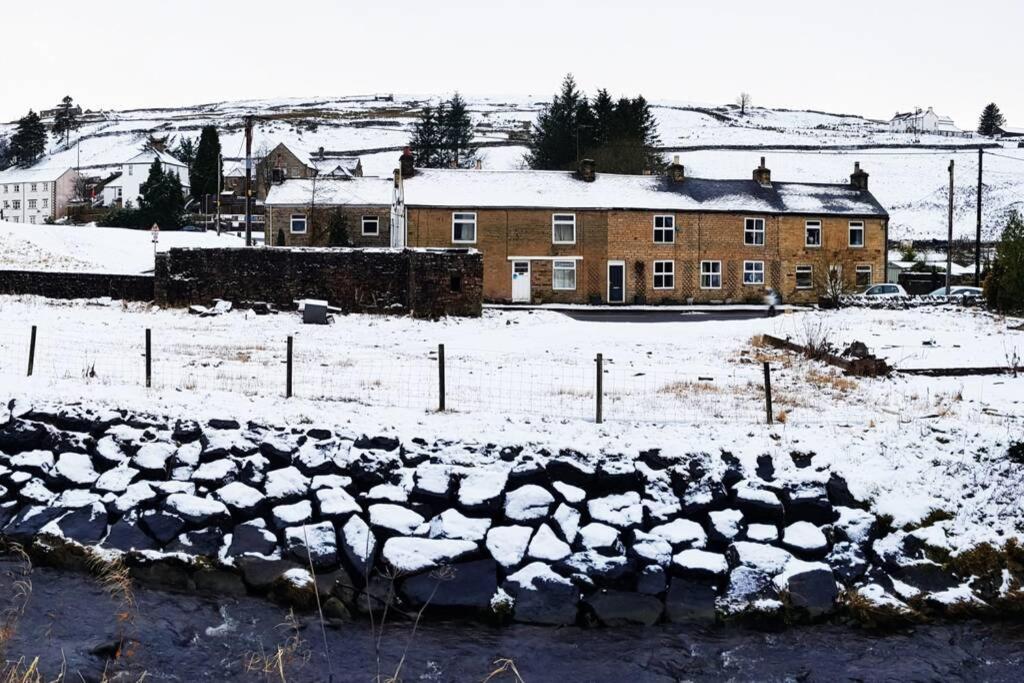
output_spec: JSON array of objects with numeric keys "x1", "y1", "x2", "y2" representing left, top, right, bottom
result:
[{"x1": 512, "y1": 261, "x2": 531, "y2": 303}]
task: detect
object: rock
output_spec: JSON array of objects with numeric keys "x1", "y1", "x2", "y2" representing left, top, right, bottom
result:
[
  {"x1": 552, "y1": 503, "x2": 581, "y2": 545},
  {"x1": 505, "y1": 562, "x2": 579, "y2": 625},
  {"x1": 56, "y1": 502, "x2": 108, "y2": 544},
  {"x1": 164, "y1": 493, "x2": 230, "y2": 526},
  {"x1": 649, "y1": 518, "x2": 707, "y2": 549},
  {"x1": 94, "y1": 464, "x2": 139, "y2": 494},
  {"x1": 353, "y1": 435, "x2": 399, "y2": 452},
  {"x1": 227, "y1": 520, "x2": 279, "y2": 558},
  {"x1": 456, "y1": 469, "x2": 507, "y2": 513},
  {"x1": 139, "y1": 511, "x2": 186, "y2": 545},
  {"x1": 826, "y1": 473, "x2": 864, "y2": 509},
  {"x1": 272, "y1": 501, "x2": 313, "y2": 530},
  {"x1": 316, "y1": 487, "x2": 361, "y2": 520},
  {"x1": 412, "y1": 463, "x2": 452, "y2": 505},
  {"x1": 428, "y1": 509, "x2": 490, "y2": 542},
  {"x1": 104, "y1": 519, "x2": 158, "y2": 552},
  {"x1": 194, "y1": 569, "x2": 247, "y2": 596},
  {"x1": 271, "y1": 568, "x2": 318, "y2": 609},
  {"x1": 528, "y1": 524, "x2": 572, "y2": 561},
  {"x1": 191, "y1": 459, "x2": 239, "y2": 488},
  {"x1": 665, "y1": 578, "x2": 718, "y2": 622},
  {"x1": 729, "y1": 541, "x2": 793, "y2": 575},
  {"x1": 172, "y1": 420, "x2": 203, "y2": 443},
  {"x1": 169, "y1": 527, "x2": 224, "y2": 556},
  {"x1": 672, "y1": 549, "x2": 729, "y2": 580},
  {"x1": 239, "y1": 558, "x2": 303, "y2": 591},
  {"x1": 790, "y1": 451, "x2": 814, "y2": 469},
  {"x1": 208, "y1": 418, "x2": 240, "y2": 431},
  {"x1": 733, "y1": 486, "x2": 785, "y2": 524},
  {"x1": 578, "y1": 523, "x2": 620, "y2": 554},
  {"x1": 4, "y1": 505, "x2": 66, "y2": 541},
  {"x1": 259, "y1": 438, "x2": 296, "y2": 467},
  {"x1": 132, "y1": 442, "x2": 176, "y2": 474},
  {"x1": 638, "y1": 448, "x2": 672, "y2": 470},
  {"x1": 10, "y1": 449, "x2": 55, "y2": 479},
  {"x1": 546, "y1": 456, "x2": 595, "y2": 488},
  {"x1": 777, "y1": 562, "x2": 838, "y2": 617},
  {"x1": 402, "y1": 559, "x2": 499, "y2": 609},
  {"x1": 785, "y1": 488, "x2": 837, "y2": 526},
  {"x1": 131, "y1": 560, "x2": 194, "y2": 591},
  {"x1": 755, "y1": 454, "x2": 775, "y2": 481},
  {"x1": 368, "y1": 503, "x2": 425, "y2": 536},
  {"x1": 306, "y1": 428, "x2": 333, "y2": 441},
  {"x1": 587, "y1": 492, "x2": 643, "y2": 529},
  {"x1": 781, "y1": 522, "x2": 830, "y2": 559},
  {"x1": 595, "y1": 458, "x2": 640, "y2": 493},
  {"x1": 745, "y1": 524, "x2": 779, "y2": 543},
  {"x1": 111, "y1": 482, "x2": 158, "y2": 515},
  {"x1": 341, "y1": 516, "x2": 377, "y2": 578},
  {"x1": 293, "y1": 442, "x2": 336, "y2": 476},
  {"x1": 381, "y1": 537, "x2": 477, "y2": 574},
  {"x1": 322, "y1": 596, "x2": 352, "y2": 624},
  {"x1": 486, "y1": 525, "x2": 533, "y2": 569},
  {"x1": 504, "y1": 485, "x2": 554, "y2": 523},
  {"x1": 214, "y1": 481, "x2": 264, "y2": 517},
  {"x1": 833, "y1": 507, "x2": 876, "y2": 545},
  {"x1": 92, "y1": 436, "x2": 129, "y2": 469},
  {"x1": 285, "y1": 521, "x2": 339, "y2": 569},
  {"x1": 0, "y1": 421, "x2": 48, "y2": 454},
  {"x1": 585, "y1": 590, "x2": 663, "y2": 626},
  {"x1": 708, "y1": 509, "x2": 744, "y2": 547},
  {"x1": 722, "y1": 566, "x2": 779, "y2": 610},
  {"x1": 631, "y1": 531, "x2": 673, "y2": 567},
  {"x1": 551, "y1": 481, "x2": 586, "y2": 505},
  {"x1": 892, "y1": 561, "x2": 959, "y2": 593},
  {"x1": 637, "y1": 565, "x2": 667, "y2": 595},
  {"x1": 557, "y1": 551, "x2": 634, "y2": 583},
  {"x1": 263, "y1": 466, "x2": 310, "y2": 502}
]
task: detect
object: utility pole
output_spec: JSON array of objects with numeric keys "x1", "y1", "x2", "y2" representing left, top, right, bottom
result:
[
  {"x1": 946, "y1": 159, "x2": 954, "y2": 295},
  {"x1": 975, "y1": 148, "x2": 983, "y2": 286},
  {"x1": 244, "y1": 115, "x2": 253, "y2": 247},
  {"x1": 216, "y1": 152, "x2": 222, "y2": 236}
]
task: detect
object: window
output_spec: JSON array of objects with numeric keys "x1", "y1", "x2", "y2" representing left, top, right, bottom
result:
[
  {"x1": 849, "y1": 221, "x2": 865, "y2": 247},
  {"x1": 856, "y1": 265, "x2": 872, "y2": 288},
  {"x1": 12, "y1": 200, "x2": 20, "y2": 210},
  {"x1": 796, "y1": 265, "x2": 813, "y2": 289},
  {"x1": 27, "y1": 199, "x2": 36, "y2": 209},
  {"x1": 362, "y1": 216, "x2": 380, "y2": 236},
  {"x1": 653, "y1": 215, "x2": 675, "y2": 243},
  {"x1": 743, "y1": 260, "x2": 765, "y2": 285},
  {"x1": 13, "y1": 185, "x2": 19, "y2": 192},
  {"x1": 271, "y1": 168, "x2": 285, "y2": 183},
  {"x1": 552, "y1": 213, "x2": 576, "y2": 244},
  {"x1": 40, "y1": 182, "x2": 47, "y2": 191},
  {"x1": 29, "y1": 216, "x2": 35, "y2": 224},
  {"x1": 290, "y1": 213, "x2": 307, "y2": 234},
  {"x1": 552, "y1": 260, "x2": 577, "y2": 290},
  {"x1": 700, "y1": 260, "x2": 722, "y2": 289},
  {"x1": 744, "y1": 217, "x2": 765, "y2": 246},
  {"x1": 805, "y1": 220, "x2": 822, "y2": 247},
  {"x1": 2, "y1": 185, "x2": 6, "y2": 193},
  {"x1": 41, "y1": 199, "x2": 48, "y2": 209},
  {"x1": 128, "y1": 165, "x2": 133, "y2": 176},
  {"x1": 653, "y1": 260, "x2": 675, "y2": 289},
  {"x1": 452, "y1": 212, "x2": 476, "y2": 243}
]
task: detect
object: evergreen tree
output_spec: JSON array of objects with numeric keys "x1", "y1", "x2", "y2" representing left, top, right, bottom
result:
[
  {"x1": 409, "y1": 105, "x2": 443, "y2": 168},
  {"x1": 10, "y1": 110, "x2": 47, "y2": 166},
  {"x1": 173, "y1": 136, "x2": 198, "y2": 166},
  {"x1": 984, "y1": 211, "x2": 1024, "y2": 312},
  {"x1": 525, "y1": 74, "x2": 595, "y2": 171},
  {"x1": 190, "y1": 125, "x2": 221, "y2": 199},
  {"x1": 52, "y1": 96, "x2": 80, "y2": 146},
  {"x1": 0, "y1": 136, "x2": 11, "y2": 171},
  {"x1": 138, "y1": 159, "x2": 185, "y2": 229},
  {"x1": 409, "y1": 94, "x2": 479, "y2": 169},
  {"x1": 978, "y1": 103, "x2": 1006, "y2": 136}
]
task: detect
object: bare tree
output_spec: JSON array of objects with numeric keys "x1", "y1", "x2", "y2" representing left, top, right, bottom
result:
[
  {"x1": 818, "y1": 261, "x2": 849, "y2": 308},
  {"x1": 736, "y1": 92, "x2": 752, "y2": 116}
]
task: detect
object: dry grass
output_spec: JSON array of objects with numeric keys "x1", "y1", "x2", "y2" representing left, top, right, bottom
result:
[
  {"x1": 483, "y1": 658, "x2": 526, "y2": 682},
  {"x1": 85, "y1": 553, "x2": 137, "y2": 661},
  {"x1": 658, "y1": 379, "x2": 728, "y2": 398},
  {"x1": 243, "y1": 610, "x2": 310, "y2": 682},
  {"x1": 775, "y1": 409, "x2": 789, "y2": 424},
  {"x1": 805, "y1": 369, "x2": 857, "y2": 393},
  {"x1": 0, "y1": 543, "x2": 33, "y2": 654}
]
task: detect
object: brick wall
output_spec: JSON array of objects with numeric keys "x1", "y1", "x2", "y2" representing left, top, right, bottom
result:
[
  {"x1": 0, "y1": 269, "x2": 154, "y2": 301},
  {"x1": 265, "y1": 205, "x2": 392, "y2": 248},
  {"x1": 154, "y1": 247, "x2": 482, "y2": 318}
]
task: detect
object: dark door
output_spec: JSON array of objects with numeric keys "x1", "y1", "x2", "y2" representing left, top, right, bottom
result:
[{"x1": 608, "y1": 262, "x2": 625, "y2": 303}]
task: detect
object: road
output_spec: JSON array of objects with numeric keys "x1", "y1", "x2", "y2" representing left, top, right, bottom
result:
[{"x1": 560, "y1": 309, "x2": 774, "y2": 323}]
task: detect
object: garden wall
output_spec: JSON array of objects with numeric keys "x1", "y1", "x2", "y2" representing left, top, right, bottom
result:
[{"x1": 0, "y1": 269, "x2": 154, "y2": 301}]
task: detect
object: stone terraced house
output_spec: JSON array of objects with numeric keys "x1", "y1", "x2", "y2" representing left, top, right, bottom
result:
[{"x1": 264, "y1": 151, "x2": 888, "y2": 305}]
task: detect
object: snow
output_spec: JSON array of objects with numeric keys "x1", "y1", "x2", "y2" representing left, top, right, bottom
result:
[
  {"x1": 428, "y1": 509, "x2": 491, "y2": 542},
  {"x1": 53, "y1": 452, "x2": 99, "y2": 486},
  {"x1": 504, "y1": 485, "x2": 554, "y2": 522},
  {"x1": 578, "y1": 522, "x2": 619, "y2": 551},
  {"x1": 316, "y1": 487, "x2": 361, "y2": 518},
  {"x1": 527, "y1": 523, "x2": 571, "y2": 561},
  {"x1": 632, "y1": 530, "x2": 673, "y2": 566},
  {"x1": 587, "y1": 492, "x2": 643, "y2": 528},
  {"x1": 11, "y1": 450, "x2": 54, "y2": 472},
  {"x1": 746, "y1": 524, "x2": 779, "y2": 542},
  {"x1": 673, "y1": 549, "x2": 728, "y2": 576},
  {"x1": 457, "y1": 469, "x2": 508, "y2": 507},
  {"x1": 369, "y1": 503, "x2": 425, "y2": 535},
  {"x1": 485, "y1": 525, "x2": 533, "y2": 568},
  {"x1": 782, "y1": 522, "x2": 828, "y2": 551},
  {"x1": 507, "y1": 561, "x2": 573, "y2": 588},
  {"x1": 731, "y1": 542, "x2": 793, "y2": 574},
  {"x1": 552, "y1": 503, "x2": 581, "y2": 545},
  {"x1": 264, "y1": 467, "x2": 310, "y2": 500},
  {"x1": 215, "y1": 482, "x2": 263, "y2": 510},
  {"x1": 273, "y1": 500, "x2": 313, "y2": 526},
  {"x1": 709, "y1": 509, "x2": 744, "y2": 541},
  {"x1": 551, "y1": 481, "x2": 586, "y2": 504},
  {"x1": 165, "y1": 493, "x2": 228, "y2": 520},
  {"x1": 649, "y1": 518, "x2": 707, "y2": 547},
  {"x1": 381, "y1": 537, "x2": 477, "y2": 574},
  {"x1": 132, "y1": 443, "x2": 176, "y2": 471}
]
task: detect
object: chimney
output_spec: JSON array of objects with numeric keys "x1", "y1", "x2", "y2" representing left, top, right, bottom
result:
[
  {"x1": 578, "y1": 158, "x2": 596, "y2": 183},
  {"x1": 850, "y1": 161, "x2": 869, "y2": 191},
  {"x1": 474, "y1": 159, "x2": 482, "y2": 170},
  {"x1": 399, "y1": 147, "x2": 415, "y2": 178},
  {"x1": 753, "y1": 156, "x2": 771, "y2": 186},
  {"x1": 667, "y1": 154, "x2": 685, "y2": 183}
]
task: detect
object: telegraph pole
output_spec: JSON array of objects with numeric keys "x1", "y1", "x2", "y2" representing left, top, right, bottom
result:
[
  {"x1": 946, "y1": 159, "x2": 954, "y2": 295},
  {"x1": 216, "y1": 152, "x2": 222, "y2": 236},
  {"x1": 975, "y1": 148, "x2": 983, "y2": 286},
  {"x1": 244, "y1": 116, "x2": 253, "y2": 246}
]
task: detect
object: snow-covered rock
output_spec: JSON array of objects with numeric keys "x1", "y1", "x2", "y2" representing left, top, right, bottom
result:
[
  {"x1": 486, "y1": 525, "x2": 533, "y2": 569},
  {"x1": 650, "y1": 518, "x2": 707, "y2": 548},
  {"x1": 341, "y1": 515, "x2": 377, "y2": 577},
  {"x1": 504, "y1": 485, "x2": 554, "y2": 522},
  {"x1": 552, "y1": 503, "x2": 581, "y2": 545},
  {"x1": 578, "y1": 522, "x2": 620, "y2": 552},
  {"x1": 504, "y1": 561, "x2": 578, "y2": 625},
  {"x1": 631, "y1": 530, "x2": 673, "y2": 567},
  {"x1": 746, "y1": 523, "x2": 779, "y2": 542},
  {"x1": 551, "y1": 481, "x2": 586, "y2": 504},
  {"x1": 369, "y1": 503, "x2": 426, "y2": 536},
  {"x1": 263, "y1": 466, "x2": 310, "y2": 502},
  {"x1": 457, "y1": 469, "x2": 507, "y2": 511},
  {"x1": 215, "y1": 481, "x2": 264, "y2": 515},
  {"x1": 428, "y1": 509, "x2": 491, "y2": 542},
  {"x1": 781, "y1": 521, "x2": 830, "y2": 558},
  {"x1": 527, "y1": 523, "x2": 571, "y2": 562},
  {"x1": 381, "y1": 537, "x2": 477, "y2": 574},
  {"x1": 672, "y1": 549, "x2": 728, "y2": 579},
  {"x1": 587, "y1": 492, "x2": 643, "y2": 528},
  {"x1": 271, "y1": 500, "x2": 313, "y2": 529},
  {"x1": 316, "y1": 487, "x2": 361, "y2": 519},
  {"x1": 285, "y1": 521, "x2": 339, "y2": 568},
  {"x1": 165, "y1": 493, "x2": 230, "y2": 525}
]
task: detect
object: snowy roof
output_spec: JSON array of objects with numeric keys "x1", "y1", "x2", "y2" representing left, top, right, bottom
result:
[
  {"x1": 0, "y1": 165, "x2": 76, "y2": 183},
  {"x1": 264, "y1": 177, "x2": 394, "y2": 206},
  {"x1": 998, "y1": 126, "x2": 1024, "y2": 136},
  {"x1": 311, "y1": 156, "x2": 361, "y2": 178},
  {"x1": 125, "y1": 148, "x2": 187, "y2": 168},
  {"x1": 399, "y1": 168, "x2": 888, "y2": 217}
]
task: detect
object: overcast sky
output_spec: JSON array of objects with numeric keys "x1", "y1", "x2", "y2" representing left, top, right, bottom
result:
[{"x1": 3, "y1": 0, "x2": 1021, "y2": 126}]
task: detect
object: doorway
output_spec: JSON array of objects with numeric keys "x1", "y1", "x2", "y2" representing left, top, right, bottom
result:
[
  {"x1": 608, "y1": 261, "x2": 625, "y2": 303},
  {"x1": 512, "y1": 261, "x2": 531, "y2": 303}
]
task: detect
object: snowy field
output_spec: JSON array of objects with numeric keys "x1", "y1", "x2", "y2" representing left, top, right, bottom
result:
[{"x1": 0, "y1": 221, "x2": 246, "y2": 274}]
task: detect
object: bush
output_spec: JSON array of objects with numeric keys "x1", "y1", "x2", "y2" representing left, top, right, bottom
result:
[{"x1": 985, "y1": 211, "x2": 1024, "y2": 313}]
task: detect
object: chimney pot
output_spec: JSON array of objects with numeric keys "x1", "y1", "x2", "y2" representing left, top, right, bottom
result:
[
  {"x1": 399, "y1": 148, "x2": 415, "y2": 178},
  {"x1": 753, "y1": 157, "x2": 771, "y2": 186},
  {"x1": 578, "y1": 158, "x2": 596, "y2": 183},
  {"x1": 667, "y1": 161, "x2": 685, "y2": 183},
  {"x1": 850, "y1": 161, "x2": 869, "y2": 191}
]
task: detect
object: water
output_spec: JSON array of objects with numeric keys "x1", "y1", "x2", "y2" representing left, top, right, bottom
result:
[{"x1": 3, "y1": 563, "x2": 1024, "y2": 682}]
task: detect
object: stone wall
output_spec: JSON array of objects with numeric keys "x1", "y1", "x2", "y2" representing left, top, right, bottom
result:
[
  {"x1": 0, "y1": 269, "x2": 154, "y2": 301},
  {"x1": 154, "y1": 247, "x2": 482, "y2": 318}
]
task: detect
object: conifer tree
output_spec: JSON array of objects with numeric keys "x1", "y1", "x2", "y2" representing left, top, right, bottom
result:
[
  {"x1": 410, "y1": 105, "x2": 443, "y2": 168},
  {"x1": 190, "y1": 125, "x2": 221, "y2": 199},
  {"x1": 0, "y1": 136, "x2": 11, "y2": 171},
  {"x1": 10, "y1": 110, "x2": 47, "y2": 166},
  {"x1": 525, "y1": 74, "x2": 595, "y2": 171},
  {"x1": 978, "y1": 103, "x2": 1006, "y2": 136},
  {"x1": 409, "y1": 94, "x2": 479, "y2": 169},
  {"x1": 139, "y1": 159, "x2": 185, "y2": 228},
  {"x1": 52, "y1": 96, "x2": 80, "y2": 145},
  {"x1": 173, "y1": 136, "x2": 198, "y2": 166},
  {"x1": 984, "y1": 211, "x2": 1024, "y2": 312}
]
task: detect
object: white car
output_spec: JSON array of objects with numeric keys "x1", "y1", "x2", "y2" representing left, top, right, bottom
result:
[
  {"x1": 927, "y1": 285, "x2": 983, "y2": 299},
  {"x1": 861, "y1": 283, "x2": 908, "y2": 297}
]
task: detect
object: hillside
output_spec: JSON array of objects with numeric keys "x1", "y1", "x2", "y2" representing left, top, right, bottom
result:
[{"x1": 2, "y1": 94, "x2": 1022, "y2": 241}]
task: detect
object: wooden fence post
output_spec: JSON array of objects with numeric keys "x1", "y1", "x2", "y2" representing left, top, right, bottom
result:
[
  {"x1": 595, "y1": 353, "x2": 604, "y2": 424},
  {"x1": 763, "y1": 361, "x2": 774, "y2": 425},
  {"x1": 286, "y1": 336, "x2": 293, "y2": 398},
  {"x1": 27, "y1": 325, "x2": 37, "y2": 377},
  {"x1": 145, "y1": 328, "x2": 152, "y2": 388},
  {"x1": 438, "y1": 343, "x2": 446, "y2": 412}
]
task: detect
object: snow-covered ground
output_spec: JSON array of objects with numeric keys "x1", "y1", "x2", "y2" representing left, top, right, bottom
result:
[
  {"x1": 0, "y1": 221, "x2": 246, "y2": 274},
  {"x1": 4, "y1": 95, "x2": 1022, "y2": 241}
]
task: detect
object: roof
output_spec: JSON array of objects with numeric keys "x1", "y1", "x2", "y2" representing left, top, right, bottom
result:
[
  {"x1": 400, "y1": 168, "x2": 889, "y2": 217},
  {"x1": 0, "y1": 165, "x2": 76, "y2": 183},
  {"x1": 311, "y1": 156, "x2": 361, "y2": 177},
  {"x1": 998, "y1": 126, "x2": 1024, "y2": 136},
  {"x1": 126, "y1": 148, "x2": 187, "y2": 168},
  {"x1": 264, "y1": 177, "x2": 394, "y2": 206}
]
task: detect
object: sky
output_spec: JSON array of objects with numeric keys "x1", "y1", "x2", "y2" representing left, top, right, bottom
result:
[{"x1": 2, "y1": 0, "x2": 1021, "y2": 126}]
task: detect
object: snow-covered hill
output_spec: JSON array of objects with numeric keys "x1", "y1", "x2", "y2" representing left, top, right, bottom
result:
[{"x1": 3, "y1": 94, "x2": 1022, "y2": 240}]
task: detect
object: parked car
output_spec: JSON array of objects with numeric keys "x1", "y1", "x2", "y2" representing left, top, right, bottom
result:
[
  {"x1": 861, "y1": 283, "x2": 908, "y2": 297},
  {"x1": 181, "y1": 225, "x2": 205, "y2": 232},
  {"x1": 926, "y1": 285, "x2": 983, "y2": 299}
]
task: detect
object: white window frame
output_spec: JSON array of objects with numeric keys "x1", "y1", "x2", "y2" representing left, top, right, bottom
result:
[
  {"x1": 653, "y1": 260, "x2": 675, "y2": 290},
  {"x1": 805, "y1": 220, "x2": 822, "y2": 248},
  {"x1": 653, "y1": 215, "x2": 675, "y2": 244},
  {"x1": 700, "y1": 260, "x2": 722, "y2": 289},
  {"x1": 552, "y1": 259, "x2": 577, "y2": 291},
  {"x1": 796, "y1": 265, "x2": 813, "y2": 289},
  {"x1": 744, "y1": 217, "x2": 765, "y2": 246},
  {"x1": 27, "y1": 199, "x2": 36, "y2": 209},
  {"x1": 289, "y1": 213, "x2": 307, "y2": 234},
  {"x1": 452, "y1": 212, "x2": 477, "y2": 243},
  {"x1": 361, "y1": 215, "x2": 380, "y2": 236},
  {"x1": 743, "y1": 260, "x2": 765, "y2": 285},
  {"x1": 849, "y1": 221, "x2": 865, "y2": 248},
  {"x1": 12, "y1": 200, "x2": 20, "y2": 210},
  {"x1": 41, "y1": 199, "x2": 48, "y2": 209},
  {"x1": 855, "y1": 264, "x2": 872, "y2": 287},
  {"x1": 552, "y1": 213, "x2": 576, "y2": 245}
]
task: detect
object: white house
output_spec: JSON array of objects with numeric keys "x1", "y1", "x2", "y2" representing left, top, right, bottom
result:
[
  {"x1": 102, "y1": 148, "x2": 189, "y2": 207},
  {"x1": 0, "y1": 166, "x2": 80, "y2": 224},
  {"x1": 888, "y1": 107, "x2": 965, "y2": 136}
]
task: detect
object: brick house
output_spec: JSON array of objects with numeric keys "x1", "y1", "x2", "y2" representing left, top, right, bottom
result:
[
  {"x1": 254, "y1": 143, "x2": 364, "y2": 200},
  {"x1": 263, "y1": 175, "x2": 395, "y2": 247}
]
